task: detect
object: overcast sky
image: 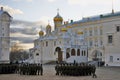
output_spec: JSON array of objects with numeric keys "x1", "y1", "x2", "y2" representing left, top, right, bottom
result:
[{"x1": 0, "y1": 0, "x2": 120, "y2": 49}]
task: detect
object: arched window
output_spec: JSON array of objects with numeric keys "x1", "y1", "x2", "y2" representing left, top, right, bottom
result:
[
  {"x1": 77, "y1": 49, "x2": 80, "y2": 56},
  {"x1": 71, "y1": 49, "x2": 75, "y2": 56}
]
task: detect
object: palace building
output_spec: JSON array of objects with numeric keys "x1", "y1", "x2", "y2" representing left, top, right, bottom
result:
[
  {"x1": 30, "y1": 10, "x2": 120, "y2": 66},
  {"x1": 0, "y1": 7, "x2": 12, "y2": 63}
]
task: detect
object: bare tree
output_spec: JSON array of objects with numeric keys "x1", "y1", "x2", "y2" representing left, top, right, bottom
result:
[{"x1": 10, "y1": 43, "x2": 29, "y2": 63}]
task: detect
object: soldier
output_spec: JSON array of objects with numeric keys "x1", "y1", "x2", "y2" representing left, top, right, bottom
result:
[
  {"x1": 0, "y1": 64, "x2": 1, "y2": 74},
  {"x1": 59, "y1": 64, "x2": 63, "y2": 75},
  {"x1": 92, "y1": 65, "x2": 97, "y2": 78},
  {"x1": 40, "y1": 64, "x2": 43, "y2": 75},
  {"x1": 37, "y1": 64, "x2": 40, "y2": 75},
  {"x1": 55, "y1": 64, "x2": 59, "y2": 75}
]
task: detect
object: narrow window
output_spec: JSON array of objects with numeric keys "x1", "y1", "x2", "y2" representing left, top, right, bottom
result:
[
  {"x1": 46, "y1": 41, "x2": 48, "y2": 46},
  {"x1": 116, "y1": 26, "x2": 120, "y2": 32},
  {"x1": 54, "y1": 41, "x2": 56, "y2": 46},
  {"x1": 108, "y1": 35, "x2": 113, "y2": 44},
  {"x1": 84, "y1": 50, "x2": 86, "y2": 56},
  {"x1": 77, "y1": 49, "x2": 80, "y2": 56},
  {"x1": 110, "y1": 56, "x2": 113, "y2": 62}
]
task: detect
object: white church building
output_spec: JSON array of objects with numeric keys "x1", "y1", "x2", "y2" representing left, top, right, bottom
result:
[
  {"x1": 30, "y1": 12, "x2": 88, "y2": 64},
  {"x1": 30, "y1": 10, "x2": 120, "y2": 66},
  {"x1": 0, "y1": 7, "x2": 12, "y2": 63}
]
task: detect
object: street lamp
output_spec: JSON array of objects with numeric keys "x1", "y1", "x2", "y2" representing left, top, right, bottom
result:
[{"x1": 40, "y1": 40, "x2": 43, "y2": 64}]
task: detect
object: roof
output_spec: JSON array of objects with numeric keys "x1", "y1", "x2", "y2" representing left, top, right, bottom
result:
[
  {"x1": 71, "y1": 11, "x2": 120, "y2": 25},
  {"x1": 0, "y1": 10, "x2": 12, "y2": 17}
]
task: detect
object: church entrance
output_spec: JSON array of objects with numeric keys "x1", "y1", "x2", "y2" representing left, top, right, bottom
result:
[
  {"x1": 92, "y1": 50, "x2": 102, "y2": 61},
  {"x1": 55, "y1": 47, "x2": 63, "y2": 62}
]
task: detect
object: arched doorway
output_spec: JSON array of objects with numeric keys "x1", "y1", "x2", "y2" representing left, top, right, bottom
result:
[
  {"x1": 55, "y1": 47, "x2": 63, "y2": 62},
  {"x1": 92, "y1": 50, "x2": 102, "y2": 61}
]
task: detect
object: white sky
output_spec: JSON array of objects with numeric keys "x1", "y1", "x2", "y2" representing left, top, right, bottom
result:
[
  {"x1": 1, "y1": 0, "x2": 120, "y2": 49},
  {"x1": 1, "y1": 0, "x2": 120, "y2": 25}
]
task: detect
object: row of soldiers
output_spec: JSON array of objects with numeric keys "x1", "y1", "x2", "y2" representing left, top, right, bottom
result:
[
  {"x1": 18, "y1": 64, "x2": 43, "y2": 75},
  {"x1": 0, "y1": 63, "x2": 43, "y2": 76},
  {"x1": 55, "y1": 63, "x2": 96, "y2": 77},
  {"x1": 0, "y1": 64, "x2": 18, "y2": 74}
]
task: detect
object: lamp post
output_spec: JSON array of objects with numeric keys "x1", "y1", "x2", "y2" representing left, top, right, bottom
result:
[{"x1": 40, "y1": 40, "x2": 43, "y2": 64}]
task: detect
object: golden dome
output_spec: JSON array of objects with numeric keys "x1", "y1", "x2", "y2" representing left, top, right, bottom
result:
[
  {"x1": 61, "y1": 28, "x2": 67, "y2": 32},
  {"x1": 39, "y1": 30, "x2": 44, "y2": 36},
  {"x1": 77, "y1": 31, "x2": 83, "y2": 35},
  {"x1": 46, "y1": 24, "x2": 51, "y2": 29},
  {"x1": 54, "y1": 13, "x2": 63, "y2": 22}
]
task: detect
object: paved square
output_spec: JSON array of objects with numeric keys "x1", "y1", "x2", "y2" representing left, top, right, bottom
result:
[{"x1": 0, "y1": 65, "x2": 120, "y2": 80}]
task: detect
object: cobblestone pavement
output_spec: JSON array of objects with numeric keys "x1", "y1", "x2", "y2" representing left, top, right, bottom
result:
[{"x1": 0, "y1": 65, "x2": 120, "y2": 80}]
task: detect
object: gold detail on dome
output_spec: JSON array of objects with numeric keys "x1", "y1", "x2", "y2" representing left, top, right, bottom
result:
[
  {"x1": 61, "y1": 28, "x2": 67, "y2": 32},
  {"x1": 39, "y1": 30, "x2": 44, "y2": 36},
  {"x1": 67, "y1": 26, "x2": 72, "y2": 28},
  {"x1": 46, "y1": 24, "x2": 51, "y2": 29},
  {"x1": 54, "y1": 17, "x2": 63, "y2": 22},
  {"x1": 77, "y1": 31, "x2": 83, "y2": 35},
  {"x1": 54, "y1": 10, "x2": 63, "y2": 22}
]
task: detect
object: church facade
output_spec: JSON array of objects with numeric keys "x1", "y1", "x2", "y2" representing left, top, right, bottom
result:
[
  {"x1": 0, "y1": 7, "x2": 12, "y2": 63},
  {"x1": 30, "y1": 11, "x2": 120, "y2": 66},
  {"x1": 30, "y1": 12, "x2": 88, "y2": 64}
]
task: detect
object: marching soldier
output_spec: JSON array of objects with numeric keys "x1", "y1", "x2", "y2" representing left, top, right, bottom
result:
[
  {"x1": 55, "y1": 64, "x2": 59, "y2": 75},
  {"x1": 40, "y1": 64, "x2": 43, "y2": 75},
  {"x1": 91, "y1": 65, "x2": 97, "y2": 78}
]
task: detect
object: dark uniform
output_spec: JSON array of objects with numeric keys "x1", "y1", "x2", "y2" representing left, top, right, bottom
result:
[
  {"x1": 40, "y1": 64, "x2": 43, "y2": 75},
  {"x1": 92, "y1": 65, "x2": 97, "y2": 78}
]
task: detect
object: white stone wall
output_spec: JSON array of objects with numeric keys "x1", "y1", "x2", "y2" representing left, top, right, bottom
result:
[{"x1": 0, "y1": 12, "x2": 11, "y2": 63}]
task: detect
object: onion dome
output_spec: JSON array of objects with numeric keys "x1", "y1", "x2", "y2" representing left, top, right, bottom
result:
[
  {"x1": 39, "y1": 30, "x2": 44, "y2": 36},
  {"x1": 54, "y1": 12, "x2": 63, "y2": 22},
  {"x1": 46, "y1": 24, "x2": 51, "y2": 29},
  {"x1": 61, "y1": 28, "x2": 67, "y2": 32},
  {"x1": 77, "y1": 31, "x2": 83, "y2": 35}
]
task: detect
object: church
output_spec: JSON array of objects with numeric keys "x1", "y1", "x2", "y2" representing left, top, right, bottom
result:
[
  {"x1": 30, "y1": 11, "x2": 88, "y2": 64},
  {"x1": 30, "y1": 10, "x2": 120, "y2": 66},
  {"x1": 0, "y1": 7, "x2": 12, "y2": 63}
]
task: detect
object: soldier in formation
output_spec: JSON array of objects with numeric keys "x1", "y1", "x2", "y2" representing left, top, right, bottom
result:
[
  {"x1": 55, "y1": 63, "x2": 96, "y2": 76},
  {"x1": 91, "y1": 65, "x2": 97, "y2": 78},
  {"x1": 0, "y1": 64, "x2": 18, "y2": 74},
  {"x1": 18, "y1": 63, "x2": 43, "y2": 75},
  {"x1": 0, "y1": 63, "x2": 43, "y2": 76}
]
